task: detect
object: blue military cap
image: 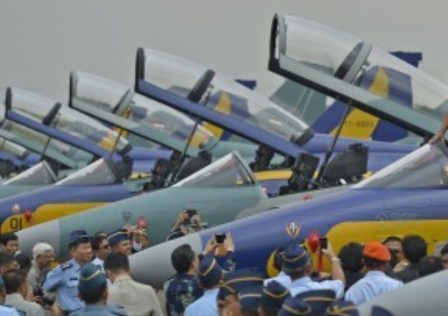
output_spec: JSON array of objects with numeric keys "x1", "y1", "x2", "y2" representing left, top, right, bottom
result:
[
  {"x1": 326, "y1": 300, "x2": 360, "y2": 316},
  {"x1": 296, "y1": 289, "x2": 336, "y2": 315},
  {"x1": 217, "y1": 269, "x2": 264, "y2": 300},
  {"x1": 198, "y1": 255, "x2": 223, "y2": 288},
  {"x1": 282, "y1": 243, "x2": 310, "y2": 273},
  {"x1": 78, "y1": 263, "x2": 107, "y2": 295},
  {"x1": 238, "y1": 286, "x2": 262, "y2": 313},
  {"x1": 69, "y1": 230, "x2": 91, "y2": 246},
  {"x1": 371, "y1": 306, "x2": 394, "y2": 316},
  {"x1": 107, "y1": 230, "x2": 129, "y2": 247},
  {"x1": 278, "y1": 296, "x2": 312, "y2": 316},
  {"x1": 261, "y1": 280, "x2": 291, "y2": 313}
]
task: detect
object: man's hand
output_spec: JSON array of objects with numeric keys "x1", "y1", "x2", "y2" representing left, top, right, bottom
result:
[
  {"x1": 321, "y1": 242, "x2": 337, "y2": 261},
  {"x1": 173, "y1": 211, "x2": 189, "y2": 229},
  {"x1": 223, "y1": 232, "x2": 235, "y2": 252},
  {"x1": 202, "y1": 236, "x2": 218, "y2": 255},
  {"x1": 191, "y1": 214, "x2": 203, "y2": 229}
]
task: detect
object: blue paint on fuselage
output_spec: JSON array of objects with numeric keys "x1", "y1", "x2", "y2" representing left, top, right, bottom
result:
[
  {"x1": 198, "y1": 187, "x2": 447, "y2": 274},
  {"x1": 0, "y1": 184, "x2": 138, "y2": 224}
]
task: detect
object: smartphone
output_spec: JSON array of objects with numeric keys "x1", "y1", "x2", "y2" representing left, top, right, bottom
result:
[
  {"x1": 215, "y1": 233, "x2": 226, "y2": 244},
  {"x1": 186, "y1": 209, "x2": 197, "y2": 218},
  {"x1": 319, "y1": 237, "x2": 328, "y2": 250}
]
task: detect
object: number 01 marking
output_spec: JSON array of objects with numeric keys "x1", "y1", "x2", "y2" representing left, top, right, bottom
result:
[{"x1": 9, "y1": 217, "x2": 22, "y2": 231}]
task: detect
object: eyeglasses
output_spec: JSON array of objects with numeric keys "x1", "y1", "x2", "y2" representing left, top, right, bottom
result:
[{"x1": 100, "y1": 244, "x2": 111, "y2": 250}]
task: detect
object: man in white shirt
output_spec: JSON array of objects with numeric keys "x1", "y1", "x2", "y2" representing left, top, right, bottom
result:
[
  {"x1": 264, "y1": 242, "x2": 292, "y2": 288},
  {"x1": 105, "y1": 252, "x2": 163, "y2": 316},
  {"x1": 345, "y1": 240, "x2": 403, "y2": 305},
  {"x1": 282, "y1": 242, "x2": 346, "y2": 299},
  {"x1": 4, "y1": 271, "x2": 45, "y2": 316},
  {"x1": 91, "y1": 234, "x2": 111, "y2": 270}
]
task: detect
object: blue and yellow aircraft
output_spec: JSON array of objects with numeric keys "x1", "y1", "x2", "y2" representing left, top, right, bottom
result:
[
  {"x1": 134, "y1": 48, "x2": 415, "y2": 176},
  {"x1": 2, "y1": 87, "x2": 167, "y2": 174},
  {"x1": 14, "y1": 44, "x2": 435, "y2": 260},
  {"x1": 0, "y1": 88, "x2": 165, "y2": 232},
  {"x1": 268, "y1": 14, "x2": 446, "y2": 144},
  {"x1": 127, "y1": 143, "x2": 448, "y2": 287}
]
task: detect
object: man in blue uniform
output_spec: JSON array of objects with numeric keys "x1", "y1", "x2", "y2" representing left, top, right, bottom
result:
[
  {"x1": 164, "y1": 244, "x2": 202, "y2": 316},
  {"x1": 107, "y1": 231, "x2": 131, "y2": 257},
  {"x1": 216, "y1": 269, "x2": 264, "y2": 316},
  {"x1": 72, "y1": 263, "x2": 126, "y2": 316},
  {"x1": 184, "y1": 255, "x2": 222, "y2": 316},
  {"x1": 282, "y1": 243, "x2": 345, "y2": 299},
  {"x1": 258, "y1": 280, "x2": 290, "y2": 316},
  {"x1": 43, "y1": 230, "x2": 93, "y2": 315},
  {"x1": 238, "y1": 286, "x2": 262, "y2": 316},
  {"x1": 325, "y1": 300, "x2": 359, "y2": 316},
  {"x1": 278, "y1": 296, "x2": 311, "y2": 316}
]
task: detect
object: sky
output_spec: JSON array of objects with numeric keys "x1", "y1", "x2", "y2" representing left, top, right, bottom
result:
[{"x1": 1, "y1": 0, "x2": 447, "y2": 102}]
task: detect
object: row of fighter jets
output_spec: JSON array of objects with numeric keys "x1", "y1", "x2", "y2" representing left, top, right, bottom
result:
[{"x1": 0, "y1": 14, "x2": 446, "y2": 315}]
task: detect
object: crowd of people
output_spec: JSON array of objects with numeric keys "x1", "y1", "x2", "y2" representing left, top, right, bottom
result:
[{"x1": 0, "y1": 209, "x2": 445, "y2": 315}]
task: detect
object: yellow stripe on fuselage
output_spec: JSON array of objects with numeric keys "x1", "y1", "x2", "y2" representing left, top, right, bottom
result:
[
  {"x1": 0, "y1": 202, "x2": 106, "y2": 233},
  {"x1": 317, "y1": 219, "x2": 448, "y2": 271},
  {"x1": 202, "y1": 93, "x2": 231, "y2": 139},
  {"x1": 331, "y1": 67, "x2": 389, "y2": 139}
]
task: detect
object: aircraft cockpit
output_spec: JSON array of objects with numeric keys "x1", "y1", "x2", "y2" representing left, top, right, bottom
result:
[
  {"x1": 173, "y1": 152, "x2": 256, "y2": 188},
  {"x1": 3, "y1": 161, "x2": 56, "y2": 185},
  {"x1": 354, "y1": 144, "x2": 448, "y2": 189},
  {"x1": 138, "y1": 49, "x2": 313, "y2": 146},
  {"x1": 70, "y1": 71, "x2": 216, "y2": 151},
  {"x1": 270, "y1": 15, "x2": 448, "y2": 140},
  {"x1": 56, "y1": 157, "x2": 131, "y2": 186},
  {"x1": 5, "y1": 87, "x2": 131, "y2": 156}
]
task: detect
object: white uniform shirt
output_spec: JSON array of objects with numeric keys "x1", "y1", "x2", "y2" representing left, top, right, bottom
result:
[
  {"x1": 289, "y1": 276, "x2": 344, "y2": 299},
  {"x1": 264, "y1": 271, "x2": 292, "y2": 288},
  {"x1": 345, "y1": 271, "x2": 403, "y2": 305},
  {"x1": 184, "y1": 288, "x2": 219, "y2": 316}
]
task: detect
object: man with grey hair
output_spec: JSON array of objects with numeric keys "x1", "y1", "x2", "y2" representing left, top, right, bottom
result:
[{"x1": 27, "y1": 243, "x2": 54, "y2": 293}]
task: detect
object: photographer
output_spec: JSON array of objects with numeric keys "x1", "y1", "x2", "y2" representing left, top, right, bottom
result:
[{"x1": 166, "y1": 210, "x2": 206, "y2": 241}]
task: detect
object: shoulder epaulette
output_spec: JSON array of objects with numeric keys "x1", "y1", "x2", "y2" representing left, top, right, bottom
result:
[{"x1": 61, "y1": 261, "x2": 73, "y2": 270}]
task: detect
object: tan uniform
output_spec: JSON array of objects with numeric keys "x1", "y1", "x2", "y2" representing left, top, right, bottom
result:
[
  {"x1": 5, "y1": 293, "x2": 45, "y2": 316},
  {"x1": 108, "y1": 275, "x2": 163, "y2": 316}
]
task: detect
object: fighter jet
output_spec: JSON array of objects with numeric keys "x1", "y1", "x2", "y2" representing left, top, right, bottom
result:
[
  {"x1": 134, "y1": 48, "x2": 415, "y2": 175},
  {"x1": 268, "y1": 14, "x2": 444, "y2": 144},
  {"x1": 17, "y1": 151, "x2": 267, "y2": 258},
  {"x1": 15, "y1": 43, "x2": 431, "y2": 259},
  {"x1": 126, "y1": 143, "x2": 448, "y2": 288},
  {"x1": 0, "y1": 87, "x2": 167, "y2": 233}
]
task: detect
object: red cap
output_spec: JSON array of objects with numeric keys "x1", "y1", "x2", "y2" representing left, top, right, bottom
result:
[{"x1": 363, "y1": 241, "x2": 391, "y2": 262}]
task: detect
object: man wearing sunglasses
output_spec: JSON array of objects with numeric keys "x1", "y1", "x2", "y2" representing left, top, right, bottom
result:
[{"x1": 91, "y1": 234, "x2": 111, "y2": 270}]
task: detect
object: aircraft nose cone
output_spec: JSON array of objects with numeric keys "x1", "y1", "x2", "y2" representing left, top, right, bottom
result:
[
  {"x1": 130, "y1": 233, "x2": 203, "y2": 289},
  {"x1": 17, "y1": 221, "x2": 61, "y2": 258}
]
